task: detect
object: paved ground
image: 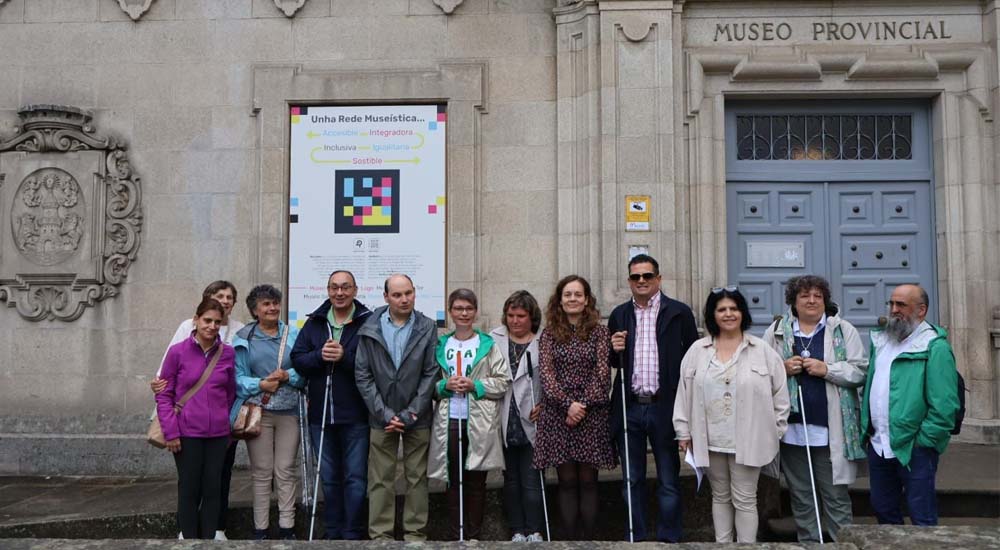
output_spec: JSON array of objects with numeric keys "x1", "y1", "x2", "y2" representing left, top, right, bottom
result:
[{"x1": 0, "y1": 443, "x2": 995, "y2": 532}]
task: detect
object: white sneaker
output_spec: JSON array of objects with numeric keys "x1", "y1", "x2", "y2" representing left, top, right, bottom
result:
[
  {"x1": 177, "y1": 532, "x2": 183, "y2": 540},
  {"x1": 511, "y1": 533, "x2": 527, "y2": 542},
  {"x1": 526, "y1": 532, "x2": 544, "y2": 542},
  {"x1": 214, "y1": 530, "x2": 228, "y2": 540}
]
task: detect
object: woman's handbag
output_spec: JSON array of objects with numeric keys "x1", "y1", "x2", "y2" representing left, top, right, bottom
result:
[
  {"x1": 232, "y1": 325, "x2": 290, "y2": 440},
  {"x1": 148, "y1": 345, "x2": 225, "y2": 448}
]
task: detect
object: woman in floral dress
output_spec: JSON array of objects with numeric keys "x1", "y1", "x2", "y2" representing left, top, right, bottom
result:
[{"x1": 533, "y1": 275, "x2": 616, "y2": 540}]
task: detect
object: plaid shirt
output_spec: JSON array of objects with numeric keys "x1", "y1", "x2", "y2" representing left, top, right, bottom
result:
[{"x1": 631, "y1": 292, "x2": 661, "y2": 396}]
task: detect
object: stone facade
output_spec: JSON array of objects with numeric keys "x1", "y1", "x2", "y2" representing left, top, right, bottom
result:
[{"x1": 0, "y1": 0, "x2": 996, "y2": 474}]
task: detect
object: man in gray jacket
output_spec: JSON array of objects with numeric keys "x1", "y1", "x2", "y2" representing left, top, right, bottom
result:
[{"x1": 355, "y1": 274, "x2": 439, "y2": 541}]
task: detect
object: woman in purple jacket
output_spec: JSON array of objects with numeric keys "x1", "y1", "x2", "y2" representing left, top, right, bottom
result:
[{"x1": 156, "y1": 298, "x2": 237, "y2": 539}]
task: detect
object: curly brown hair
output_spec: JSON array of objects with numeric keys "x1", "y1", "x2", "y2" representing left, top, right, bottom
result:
[
  {"x1": 544, "y1": 275, "x2": 601, "y2": 343},
  {"x1": 784, "y1": 275, "x2": 836, "y2": 317}
]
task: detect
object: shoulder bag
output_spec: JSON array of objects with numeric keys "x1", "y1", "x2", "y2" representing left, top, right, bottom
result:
[{"x1": 148, "y1": 344, "x2": 225, "y2": 448}]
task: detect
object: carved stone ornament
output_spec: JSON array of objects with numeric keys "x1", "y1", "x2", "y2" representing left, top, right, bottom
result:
[
  {"x1": 117, "y1": 0, "x2": 156, "y2": 21},
  {"x1": 0, "y1": 105, "x2": 143, "y2": 322},
  {"x1": 273, "y1": 0, "x2": 307, "y2": 17},
  {"x1": 433, "y1": 0, "x2": 464, "y2": 14}
]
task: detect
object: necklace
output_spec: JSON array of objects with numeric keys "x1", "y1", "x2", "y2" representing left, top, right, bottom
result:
[{"x1": 796, "y1": 329, "x2": 817, "y2": 358}]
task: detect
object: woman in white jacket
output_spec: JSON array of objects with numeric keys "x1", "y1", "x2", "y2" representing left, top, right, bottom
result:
[
  {"x1": 490, "y1": 290, "x2": 546, "y2": 542},
  {"x1": 763, "y1": 275, "x2": 868, "y2": 542}
]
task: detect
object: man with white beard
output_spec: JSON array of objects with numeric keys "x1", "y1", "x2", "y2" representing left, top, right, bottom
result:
[{"x1": 860, "y1": 284, "x2": 959, "y2": 526}]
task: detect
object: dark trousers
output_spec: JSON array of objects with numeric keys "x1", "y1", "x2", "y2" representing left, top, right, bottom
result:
[
  {"x1": 173, "y1": 436, "x2": 229, "y2": 539},
  {"x1": 310, "y1": 422, "x2": 370, "y2": 539},
  {"x1": 616, "y1": 400, "x2": 683, "y2": 542},
  {"x1": 502, "y1": 443, "x2": 545, "y2": 536},
  {"x1": 868, "y1": 444, "x2": 940, "y2": 525},
  {"x1": 218, "y1": 440, "x2": 238, "y2": 531},
  {"x1": 447, "y1": 419, "x2": 487, "y2": 540}
]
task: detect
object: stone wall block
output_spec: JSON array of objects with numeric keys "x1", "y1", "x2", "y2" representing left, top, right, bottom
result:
[
  {"x1": 0, "y1": 0, "x2": 24, "y2": 23},
  {"x1": 171, "y1": 63, "x2": 253, "y2": 107},
  {"x1": 258, "y1": 237, "x2": 285, "y2": 282},
  {"x1": 11, "y1": 328, "x2": 94, "y2": 375},
  {"x1": 212, "y1": 18, "x2": 294, "y2": 61},
  {"x1": 484, "y1": 145, "x2": 556, "y2": 192},
  {"x1": 482, "y1": 101, "x2": 555, "y2": 147},
  {"x1": 209, "y1": 193, "x2": 255, "y2": 238},
  {"x1": 490, "y1": 0, "x2": 555, "y2": 14},
  {"x1": 292, "y1": 18, "x2": 370, "y2": 60},
  {"x1": 211, "y1": 106, "x2": 257, "y2": 150},
  {"x1": 24, "y1": 0, "x2": 99, "y2": 22},
  {"x1": 258, "y1": 192, "x2": 285, "y2": 238},
  {"x1": 260, "y1": 147, "x2": 287, "y2": 194},
  {"x1": 446, "y1": 234, "x2": 475, "y2": 283},
  {"x1": 332, "y1": 0, "x2": 408, "y2": 17},
  {"x1": 490, "y1": 56, "x2": 556, "y2": 101},
  {"x1": 969, "y1": 381, "x2": 997, "y2": 420},
  {"x1": 21, "y1": 65, "x2": 98, "y2": 107},
  {"x1": 481, "y1": 190, "x2": 555, "y2": 236},
  {"x1": 134, "y1": 107, "x2": 212, "y2": 151},
  {"x1": 0, "y1": 66, "x2": 22, "y2": 109},
  {"x1": 616, "y1": 87, "x2": 657, "y2": 137},
  {"x1": 97, "y1": 63, "x2": 174, "y2": 108},
  {"x1": 446, "y1": 15, "x2": 530, "y2": 58},
  {"x1": 607, "y1": 30, "x2": 658, "y2": 89},
  {"x1": 371, "y1": 16, "x2": 447, "y2": 60},
  {"x1": 122, "y1": 329, "x2": 171, "y2": 377},
  {"x1": 483, "y1": 234, "x2": 556, "y2": 281},
  {"x1": 175, "y1": 0, "x2": 252, "y2": 19},
  {"x1": 146, "y1": 194, "x2": 212, "y2": 240},
  {"x1": 615, "y1": 136, "x2": 656, "y2": 184},
  {"x1": 133, "y1": 20, "x2": 212, "y2": 62}
]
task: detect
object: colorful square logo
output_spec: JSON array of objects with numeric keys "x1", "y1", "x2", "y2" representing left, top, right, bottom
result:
[{"x1": 334, "y1": 170, "x2": 401, "y2": 234}]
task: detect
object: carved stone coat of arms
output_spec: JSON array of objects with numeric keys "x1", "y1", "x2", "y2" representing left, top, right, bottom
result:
[{"x1": 0, "y1": 105, "x2": 143, "y2": 321}]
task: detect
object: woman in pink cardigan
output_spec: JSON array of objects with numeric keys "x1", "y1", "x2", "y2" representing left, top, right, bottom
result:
[{"x1": 156, "y1": 298, "x2": 236, "y2": 539}]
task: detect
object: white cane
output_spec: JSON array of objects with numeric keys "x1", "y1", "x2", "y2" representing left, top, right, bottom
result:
[
  {"x1": 797, "y1": 384, "x2": 824, "y2": 544},
  {"x1": 526, "y1": 352, "x2": 551, "y2": 541},
  {"x1": 298, "y1": 392, "x2": 313, "y2": 508},
  {"x1": 309, "y1": 325, "x2": 335, "y2": 541},
  {"x1": 618, "y1": 349, "x2": 635, "y2": 543},
  {"x1": 458, "y1": 395, "x2": 466, "y2": 542}
]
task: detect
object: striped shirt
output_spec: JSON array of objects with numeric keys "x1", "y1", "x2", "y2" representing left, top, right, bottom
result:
[{"x1": 631, "y1": 292, "x2": 661, "y2": 396}]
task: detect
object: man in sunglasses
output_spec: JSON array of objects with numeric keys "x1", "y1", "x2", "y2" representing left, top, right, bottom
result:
[{"x1": 608, "y1": 254, "x2": 699, "y2": 542}]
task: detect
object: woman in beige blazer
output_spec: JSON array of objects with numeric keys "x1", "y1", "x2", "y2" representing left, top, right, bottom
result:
[{"x1": 673, "y1": 287, "x2": 790, "y2": 543}]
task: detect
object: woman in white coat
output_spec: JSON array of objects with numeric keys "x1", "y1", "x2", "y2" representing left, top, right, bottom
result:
[
  {"x1": 763, "y1": 275, "x2": 868, "y2": 542},
  {"x1": 490, "y1": 290, "x2": 546, "y2": 542}
]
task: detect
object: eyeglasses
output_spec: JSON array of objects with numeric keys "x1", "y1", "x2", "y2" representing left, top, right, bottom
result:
[
  {"x1": 328, "y1": 284, "x2": 355, "y2": 292},
  {"x1": 711, "y1": 285, "x2": 739, "y2": 294},
  {"x1": 450, "y1": 306, "x2": 476, "y2": 313},
  {"x1": 628, "y1": 272, "x2": 658, "y2": 282}
]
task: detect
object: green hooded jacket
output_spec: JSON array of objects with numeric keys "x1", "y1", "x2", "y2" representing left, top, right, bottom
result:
[{"x1": 860, "y1": 322, "x2": 959, "y2": 467}]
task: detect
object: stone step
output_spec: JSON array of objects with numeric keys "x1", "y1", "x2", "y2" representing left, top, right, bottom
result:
[{"x1": 766, "y1": 515, "x2": 1000, "y2": 541}]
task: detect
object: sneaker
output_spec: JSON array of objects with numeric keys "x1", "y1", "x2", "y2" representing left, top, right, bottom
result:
[
  {"x1": 253, "y1": 529, "x2": 269, "y2": 540},
  {"x1": 279, "y1": 527, "x2": 296, "y2": 540},
  {"x1": 511, "y1": 533, "x2": 527, "y2": 542},
  {"x1": 176, "y1": 532, "x2": 183, "y2": 540},
  {"x1": 526, "y1": 532, "x2": 544, "y2": 542},
  {"x1": 214, "y1": 530, "x2": 228, "y2": 541}
]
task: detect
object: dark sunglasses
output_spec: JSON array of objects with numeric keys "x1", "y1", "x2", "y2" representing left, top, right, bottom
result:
[
  {"x1": 628, "y1": 272, "x2": 658, "y2": 282},
  {"x1": 711, "y1": 285, "x2": 739, "y2": 294}
]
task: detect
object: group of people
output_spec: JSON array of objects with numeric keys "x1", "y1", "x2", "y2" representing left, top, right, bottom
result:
[{"x1": 152, "y1": 255, "x2": 961, "y2": 543}]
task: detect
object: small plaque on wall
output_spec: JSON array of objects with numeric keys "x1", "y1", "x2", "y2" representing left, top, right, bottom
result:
[
  {"x1": 625, "y1": 195, "x2": 650, "y2": 232},
  {"x1": 746, "y1": 241, "x2": 805, "y2": 268}
]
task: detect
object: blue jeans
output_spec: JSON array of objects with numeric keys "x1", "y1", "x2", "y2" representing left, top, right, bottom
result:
[
  {"x1": 310, "y1": 423, "x2": 370, "y2": 539},
  {"x1": 867, "y1": 444, "x2": 940, "y2": 525},
  {"x1": 616, "y1": 401, "x2": 682, "y2": 542}
]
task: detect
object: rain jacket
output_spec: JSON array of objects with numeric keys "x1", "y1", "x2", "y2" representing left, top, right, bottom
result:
[
  {"x1": 860, "y1": 322, "x2": 959, "y2": 468},
  {"x1": 763, "y1": 309, "x2": 868, "y2": 485},
  {"x1": 428, "y1": 330, "x2": 511, "y2": 483}
]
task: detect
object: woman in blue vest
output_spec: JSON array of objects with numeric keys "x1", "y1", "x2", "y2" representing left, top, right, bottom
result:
[{"x1": 763, "y1": 275, "x2": 868, "y2": 542}]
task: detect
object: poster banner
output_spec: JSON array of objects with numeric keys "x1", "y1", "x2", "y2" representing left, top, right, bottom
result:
[{"x1": 288, "y1": 104, "x2": 447, "y2": 328}]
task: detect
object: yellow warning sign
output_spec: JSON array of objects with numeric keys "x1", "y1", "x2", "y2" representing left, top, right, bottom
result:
[{"x1": 625, "y1": 195, "x2": 650, "y2": 231}]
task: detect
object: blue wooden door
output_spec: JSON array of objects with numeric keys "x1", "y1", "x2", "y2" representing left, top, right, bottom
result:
[{"x1": 725, "y1": 101, "x2": 936, "y2": 338}]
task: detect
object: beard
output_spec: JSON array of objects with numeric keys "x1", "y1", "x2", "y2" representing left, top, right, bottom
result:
[{"x1": 885, "y1": 313, "x2": 919, "y2": 342}]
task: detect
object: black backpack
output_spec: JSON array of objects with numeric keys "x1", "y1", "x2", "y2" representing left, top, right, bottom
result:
[{"x1": 951, "y1": 371, "x2": 967, "y2": 435}]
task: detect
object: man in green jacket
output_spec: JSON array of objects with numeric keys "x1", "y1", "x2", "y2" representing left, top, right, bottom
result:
[{"x1": 861, "y1": 284, "x2": 959, "y2": 526}]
